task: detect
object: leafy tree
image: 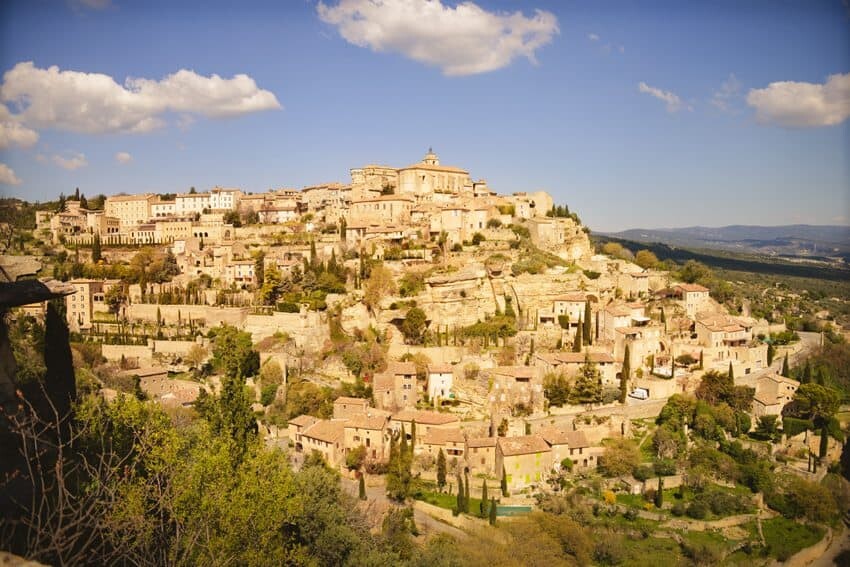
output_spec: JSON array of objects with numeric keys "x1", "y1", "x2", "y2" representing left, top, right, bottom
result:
[
  {"x1": 599, "y1": 438, "x2": 641, "y2": 477},
  {"x1": 211, "y1": 324, "x2": 260, "y2": 378},
  {"x1": 346, "y1": 445, "x2": 367, "y2": 471},
  {"x1": 790, "y1": 383, "x2": 841, "y2": 426},
  {"x1": 634, "y1": 249, "x2": 659, "y2": 269},
  {"x1": 544, "y1": 372, "x2": 570, "y2": 407},
  {"x1": 104, "y1": 283, "x2": 127, "y2": 317},
  {"x1": 755, "y1": 415, "x2": 779, "y2": 440},
  {"x1": 400, "y1": 307, "x2": 427, "y2": 344},
  {"x1": 363, "y1": 264, "x2": 397, "y2": 312},
  {"x1": 436, "y1": 448, "x2": 447, "y2": 490}
]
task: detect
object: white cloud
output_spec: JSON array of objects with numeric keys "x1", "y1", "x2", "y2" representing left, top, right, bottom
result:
[
  {"x1": 115, "y1": 151, "x2": 132, "y2": 164},
  {"x1": 0, "y1": 62, "x2": 282, "y2": 135},
  {"x1": 638, "y1": 81, "x2": 688, "y2": 113},
  {"x1": 746, "y1": 72, "x2": 850, "y2": 128},
  {"x1": 588, "y1": 33, "x2": 599, "y2": 41},
  {"x1": 0, "y1": 103, "x2": 38, "y2": 149},
  {"x1": 317, "y1": 0, "x2": 559, "y2": 76},
  {"x1": 0, "y1": 163, "x2": 21, "y2": 185},
  {"x1": 710, "y1": 73, "x2": 741, "y2": 112},
  {"x1": 52, "y1": 152, "x2": 88, "y2": 170}
]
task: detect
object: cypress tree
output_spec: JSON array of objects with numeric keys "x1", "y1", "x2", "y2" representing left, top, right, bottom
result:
[
  {"x1": 728, "y1": 362, "x2": 734, "y2": 381},
  {"x1": 767, "y1": 343, "x2": 775, "y2": 367},
  {"x1": 456, "y1": 471, "x2": 464, "y2": 513},
  {"x1": 820, "y1": 426, "x2": 829, "y2": 458},
  {"x1": 489, "y1": 498, "x2": 497, "y2": 525},
  {"x1": 43, "y1": 300, "x2": 76, "y2": 427},
  {"x1": 781, "y1": 354, "x2": 790, "y2": 377},
  {"x1": 91, "y1": 233, "x2": 102, "y2": 262},
  {"x1": 620, "y1": 344, "x2": 631, "y2": 404},
  {"x1": 655, "y1": 476, "x2": 664, "y2": 508},
  {"x1": 410, "y1": 420, "x2": 416, "y2": 452},
  {"x1": 699, "y1": 350, "x2": 704, "y2": 370},
  {"x1": 501, "y1": 466, "x2": 509, "y2": 497},
  {"x1": 359, "y1": 474, "x2": 367, "y2": 500},
  {"x1": 464, "y1": 472, "x2": 471, "y2": 513},
  {"x1": 584, "y1": 301, "x2": 592, "y2": 345},
  {"x1": 802, "y1": 361, "x2": 812, "y2": 384},
  {"x1": 573, "y1": 315, "x2": 583, "y2": 352},
  {"x1": 437, "y1": 448, "x2": 447, "y2": 490},
  {"x1": 480, "y1": 480, "x2": 489, "y2": 517}
]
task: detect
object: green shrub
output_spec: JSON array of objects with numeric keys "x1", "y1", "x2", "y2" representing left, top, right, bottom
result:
[
  {"x1": 685, "y1": 500, "x2": 708, "y2": 519},
  {"x1": 782, "y1": 417, "x2": 813, "y2": 437}
]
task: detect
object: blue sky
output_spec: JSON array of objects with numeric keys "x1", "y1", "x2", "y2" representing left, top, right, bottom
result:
[{"x1": 0, "y1": 0, "x2": 848, "y2": 232}]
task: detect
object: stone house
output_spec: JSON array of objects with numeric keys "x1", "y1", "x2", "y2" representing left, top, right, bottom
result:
[
  {"x1": 673, "y1": 283, "x2": 711, "y2": 318},
  {"x1": 333, "y1": 396, "x2": 371, "y2": 419},
  {"x1": 300, "y1": 420, "x2": 346, "y2": 467},
  {"x1": 390, "y1": 409, "x2": 460, "y2": 451},
  {"x1": 426, "y1": 363, "x2": 454, "y2": 405},
  {"x1": 343, "y1": 414, "x2": 391, "y2": 462},
  {"x1": 496, "y1": 435, "x2": 552, "y2": 491},
  {"x1": 534, "y1": 352, "x2": 617, "y2": 388},
  {"x1": 419, "y1": 428, "x2": 465, "y2": 460},
  {"x1": 488, "y1": 366, "x2": 544, "y2": 414},
  {"x1": 372, "y1": 361, "x2": 418, "y2": 411},
  {"x1": 466, "y1": 437, "x2": 497, "y2": 476},
  {"x1": 288, "y1": 414, "x2": 319, "y2": 452},
  {"x1": 753, "y1": 373, "x2": 800, "y2": 419}
]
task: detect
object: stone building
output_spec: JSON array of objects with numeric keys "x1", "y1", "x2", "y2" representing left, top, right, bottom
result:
[{"x1": 496, "y1": 435, "x2": 552, "y2": 491}]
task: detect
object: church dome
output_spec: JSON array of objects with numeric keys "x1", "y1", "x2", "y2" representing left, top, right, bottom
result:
[{"x1": 423, "y1": 147, "x2": 439, "y2": 166}]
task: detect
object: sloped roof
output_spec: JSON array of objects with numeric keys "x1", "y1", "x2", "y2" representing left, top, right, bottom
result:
[{"x1": 498, "y1": 435, "x2": 551, "y2": 457}]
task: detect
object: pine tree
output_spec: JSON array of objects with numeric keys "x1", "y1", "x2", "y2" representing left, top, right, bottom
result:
[
  {"x1": 584, "y1": 301, "x2": 592, "y2": 345},
  {"x1": 501, "y1": 466, "x2": 509, "y2": 497},
  {"x1": 359, "y1": 474, "x2": 367, "y2": 500},
  {"x1": 781, "y1": 354, "x2": 790, "y2": 377},
  {"x1": 437, "y1": 448, "x2": 447, "y2": 490},
  {"x1": 489, "y1": 498, "x2": 497, "y2": 525},
  {"x1": 480, "y1": 480, "x2": 489, "y2": 517},
  {"x1": 91, "y1": 233, "x2": 102, "y2": 263},
  {"x1": 620, "y1": 345, "x2": 631, "y2": 404}
]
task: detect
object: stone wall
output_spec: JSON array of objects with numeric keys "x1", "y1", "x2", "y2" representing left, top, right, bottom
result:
[
  {"x1": 243, "y1": 310, "x2": 327, "y2": 350},
  {"x1": 127, "y1": 303, "x2": 249, "y2": 327},
  {"x1": 102, "y1": 343, "x2": 154, "y2": 365}
]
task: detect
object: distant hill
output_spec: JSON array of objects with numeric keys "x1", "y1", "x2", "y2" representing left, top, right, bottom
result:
[{"x1": 601, "y1": 225, "x2": 850, "y2": 262}]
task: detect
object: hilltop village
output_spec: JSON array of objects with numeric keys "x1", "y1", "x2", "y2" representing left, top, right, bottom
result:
[{"x1": 2, "y1": 150, "x2": 849, "y2": 565}]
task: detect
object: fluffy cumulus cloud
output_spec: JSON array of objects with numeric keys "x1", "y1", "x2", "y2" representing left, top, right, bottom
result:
[
  {"x1": 317, "y1": 0, "x2": 559, "y2": 76},
  {"x1": 0, "y1": 163, "x2": 21, "y2": 185},
  {"x1": 0, "y1": 103, "x2": 39, "y2": 149},
  {"x1": 115, "y1": 151, "x2": 133, "y2": 164},
  {"x1": 638, "y1": 82, "x2": 688, "y2": 113},
  {"x1": 52, "y1": 152, "x2": 88, "y2": 170},
  {"x1": 0, "y1": 62, "x2": 281, "y2": 135},
  {"x1": 746, "y1": 72, "x2": 850, "y2": 128}
]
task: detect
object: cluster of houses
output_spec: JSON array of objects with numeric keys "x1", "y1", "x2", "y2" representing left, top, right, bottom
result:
[{"x1": 288, "y1": 394, "x2": 603, "y2": 492}]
